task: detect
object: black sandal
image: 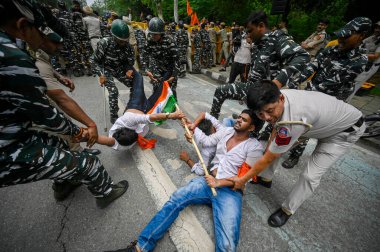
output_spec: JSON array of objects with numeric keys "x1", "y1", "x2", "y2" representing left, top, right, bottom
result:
[{"x1": 268, "y1": 208, "x2": 291, "y2": 227}]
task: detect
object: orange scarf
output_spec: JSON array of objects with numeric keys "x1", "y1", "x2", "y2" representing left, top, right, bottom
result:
[{"x1": 137, "y1": 135, "x2": 157, "y2": 149}]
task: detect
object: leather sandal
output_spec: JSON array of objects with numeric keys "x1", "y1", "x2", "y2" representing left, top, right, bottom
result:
[{"x1": 268, "y1": 208, "x2": 291, "y2": 227}]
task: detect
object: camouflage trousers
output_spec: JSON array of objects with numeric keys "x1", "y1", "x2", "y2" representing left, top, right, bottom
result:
[
  {"x1": 193, "y1": 47, "x2": 202, "y2": 72},
  {"x1": 178, "y1": 47, "x2": 188, "y2": 76},
  {"x1": 104, "y1": 73, "x2": 133, "y2": 117},
  {"x1": 137, "y1": 46, "x2": 146, "y2": 72},
  {"x1": 210, "y1": 81, "x2": 252, "y2": 119},
  {"x1": 201, "y1": 45, "x2": 212, "y2": 68},
  {"x1": 0, "y1": 131, "x2": 113, "y2": 197}
]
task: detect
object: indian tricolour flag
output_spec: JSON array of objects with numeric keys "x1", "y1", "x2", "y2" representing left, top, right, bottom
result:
[{"x1": 146, "y1": 81, "x2": 177, "y2": 125}]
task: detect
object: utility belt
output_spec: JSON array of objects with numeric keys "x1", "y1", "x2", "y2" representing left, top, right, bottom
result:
[
  {"x1": 343, "y1": 117, "x2": 364, "y2": 133},
  {"x1": 90, "y1": 36, "x2": 101, "y2": 40},
  {"x1": 375, "y1": 63, "x2": 380, "y2": 66}
]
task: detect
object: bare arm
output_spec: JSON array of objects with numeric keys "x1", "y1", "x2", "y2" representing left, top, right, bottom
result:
[{"x1": 97, "y1": 135, "x2": 116, "y2": 146}]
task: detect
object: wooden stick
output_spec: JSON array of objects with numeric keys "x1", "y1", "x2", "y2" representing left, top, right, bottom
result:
[{"x1": 175, "y1": 104, "x2": 217, "y2": 196}]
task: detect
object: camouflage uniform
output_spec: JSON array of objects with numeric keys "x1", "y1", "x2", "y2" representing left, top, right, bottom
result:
[
  {"x1": 92, "y1": 37, "x2": 135, "y2": 120},
  {"x1": 175, "y1": 28, "x2": 189, "y2": 77},
  {"x1": 134, "y1": 28, "x2": 147, "y2": 72},
  {"x1": 210, "y1": 30, "x2": 310, "y2": 118},
  {"x1": 0, "y1": 32, "x2": 113, "y2": 196},
  {"x1": 72, "y1": 11, "x2": 92, "y2": 76},
  {"x1": 145, "y1": 34, "x2": 180, "y2": 98},
  {"x1": 199, "y1": 28, "x2": 212, "y2": 68},
  {"x1": 52, "y1": 8, "x2": 76, "y2": 74},
  {"x1": 192, "y1": 31, "x2": 202, "y2": 73},
  {"x1": 286, "y1": 44, "x2": 368, "y2": 160}
]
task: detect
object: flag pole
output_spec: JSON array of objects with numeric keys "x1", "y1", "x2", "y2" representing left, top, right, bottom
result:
[{"x1": 175, "y1": 104, "x2": 217, "y2": 196}]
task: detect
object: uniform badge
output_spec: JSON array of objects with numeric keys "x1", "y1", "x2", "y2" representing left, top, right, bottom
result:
[{"x1": 275, "y1": 127, "x2": 291, "y2": 146}]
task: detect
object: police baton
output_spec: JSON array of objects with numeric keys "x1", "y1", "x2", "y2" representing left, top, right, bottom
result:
[
  {"x1": 100, "y1": 66, "x2": 107, "y2": 132},
  {"x1": 175, "y1": 104, "x2": 217, "y2": 197}
]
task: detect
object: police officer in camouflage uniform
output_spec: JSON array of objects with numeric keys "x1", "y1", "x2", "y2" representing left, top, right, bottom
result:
[
  {"x1": 210, "y1": 11, "x2": 310, "y2": 119},
  {"x1": 133, "y1": 23, "x2": 147, "y2": 73},
  {"x1": 0, "y1": 0, "x2": 128, "y2": 208},
  {"x1": 145, "y1": 17, "x2": 180, "y2": 98},
  {"x1": 175, "y1": 21, "x2": 189, "y2": 78},
  {"x1": 199, "y1": 23, "x2": 212, "y2": 68},
  {"x1": 281, "y1": 17, "x2": 371, "y2": 169},
  {"x1": 93, "y1": 19, "x2": 135, "y2": 124},
  {"x1": 52, "y1": 0, "x2": 76, "y2": 74},
  {"x1": 192, "y1": 28, "x2": 202, "y2": 73}
]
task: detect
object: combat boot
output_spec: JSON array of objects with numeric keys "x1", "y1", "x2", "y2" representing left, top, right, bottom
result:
[
  {"x1": 282, "y1": 155, "x2": 300, "y2": 169},
  {"x1": 52, "y1": 181, "x2": 82, "y2": 201},
  {"x1": 96, "y1": 180, "x2": 129, "y2": 209}
]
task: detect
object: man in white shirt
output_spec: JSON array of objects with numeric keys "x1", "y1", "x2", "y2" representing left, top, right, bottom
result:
[
  {"x1": 228, "y1": 37, "x2": 253, "y2": 83},
  {"x1": 108, "y1": 110, "x2": 264, "y2": 252},
  {"x1": 179, "y1": 112, "x2": 224, "y2": 175},
  {"x1": 231, "y1": 80, "x2": 365, "y2": 228}
]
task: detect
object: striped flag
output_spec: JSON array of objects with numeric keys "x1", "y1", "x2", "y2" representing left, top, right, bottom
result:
[{"x1": 146, "y1": 81, "x2": 177, "y2": 125}]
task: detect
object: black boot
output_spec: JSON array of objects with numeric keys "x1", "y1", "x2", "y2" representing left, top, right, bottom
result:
[
  {"x1": 249, "y1": 176, "x2": 272, "y2": 188},
  {"x1": 96, "y1": 180, "x2": 129, "y2": 209}
]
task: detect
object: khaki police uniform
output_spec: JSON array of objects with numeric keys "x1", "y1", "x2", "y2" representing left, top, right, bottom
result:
[
  {"x1": 218, "y1": 28, "x2": 229, "y2": 63},
  {"x1": 208, "y1": 27, "x2": 217, "y2": 65},
  {"x1": 260, "y1": 90, "x2": 365, "y2": 214}
]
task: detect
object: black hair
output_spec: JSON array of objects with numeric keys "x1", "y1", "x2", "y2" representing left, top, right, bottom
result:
[
  {"x1": 246, "y1": 80, "x2": 281, "y2": 112},
  {"x1": 201, "y1": 23, "x2": 206, "y2": 29},
  {"x1": 72, "y1": 0, "x2": 80, "y2": 5},
  {"x1": 112, "y1": 127, "x2": 138, "y2": 146},
  {"x1": 319, "y1": 18, "x2": 329, "y2": 25},
  {"x1": 246, "y1": 10, "x2": 268, "y2": 28},
  {"x1": 197, "y1": 119, "x2": 213, "y2": 136},
  {"x1": 0, "y1": 0, "x2": 24, "y2": 26},
  {"x1": 241, "y1": 109, "x2": 264, "y2": 137}
]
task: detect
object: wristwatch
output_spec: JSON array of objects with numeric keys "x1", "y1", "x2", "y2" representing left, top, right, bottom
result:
[{"x1": 165, "y1": 112, "x2": 170, "y2": 119}]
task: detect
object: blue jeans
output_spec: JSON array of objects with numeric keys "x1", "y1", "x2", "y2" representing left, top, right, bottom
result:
[
  {"x1": 137, "y1": 177, "x2": 243, "y2": 252},
  {"x1": 126, "y1": 71, "x2": 165, "y2": 113}
]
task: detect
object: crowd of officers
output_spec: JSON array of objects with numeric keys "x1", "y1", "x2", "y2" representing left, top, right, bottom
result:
[{"x1": 1, "y1": 0, "x2": 380, "y2": 250}]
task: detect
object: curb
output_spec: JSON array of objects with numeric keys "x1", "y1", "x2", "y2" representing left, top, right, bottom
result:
[{"x1": 200, "y1": 69, "x2": 228, "y2": 83}]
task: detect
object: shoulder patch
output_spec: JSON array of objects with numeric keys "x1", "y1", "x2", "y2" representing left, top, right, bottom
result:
[{"x1": 275, "y1": 127, "x2": 291, "y2": 146}]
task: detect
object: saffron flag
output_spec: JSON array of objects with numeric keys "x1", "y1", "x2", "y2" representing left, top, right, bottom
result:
[
  {"x1": 191, "y1": 12, "x2": 199, "y2": 26},
  {"x1": 187, "y1": 0, "x2": 193, "y2": 16},
  {"x1": 146, "y1": 81, "x2": 177, "y2": 125}
]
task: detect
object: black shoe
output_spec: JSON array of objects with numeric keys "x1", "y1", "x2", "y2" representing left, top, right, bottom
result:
[
  {"x1": 219, "y1": 68, "x2": 226, "y2": 72},
  {"x1": 82, "y1": 148, "x2": 101, "y2": 155},
  {"x1": 111, "y1": 115, "x2": 118, "y2": 124},
  {"x1": 258, "y1": 131, "x2": 271, "y2": 141},
  {"x1": 52, "y1": 181, "x2": 82, "y2": 201},
  {"x1": 282, "y1": 155, "x2": 300, "y2": 169},
  {"x1": 249, "y1": 176, "x2": 272, "y2": 188},
  {"x1": 268, "y1": 208, "x2": 292, "y2": 227},
  {"x1": 96, "y1": 180, "x2": 129, "y2": 209},
  {"x1": 232, "y1": 113, "x2": 239, "y2": 119},
  {"x1": 212, "y1": 64, "x2": 216, "y2": 67},
  {"x1": 105, "y1": 240, "x2": 138, "y2": 252}
]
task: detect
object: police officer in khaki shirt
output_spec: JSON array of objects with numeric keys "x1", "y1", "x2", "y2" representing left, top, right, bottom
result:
[
  {"x1": 208, "y1": 22, "x2": 217, "y2": 66},
  {"x1": 230, "y1": 81, "x2": 365, "y2": 227}
]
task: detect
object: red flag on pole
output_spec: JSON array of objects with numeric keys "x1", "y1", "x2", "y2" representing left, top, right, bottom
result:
[{"x1": 191, "y1": 12, "x2": 199, "y2": 26}]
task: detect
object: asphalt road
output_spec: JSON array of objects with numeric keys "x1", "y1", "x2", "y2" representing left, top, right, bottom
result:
[{"x1": 0, "y1": 73, "x2": 379, "y2": 252}]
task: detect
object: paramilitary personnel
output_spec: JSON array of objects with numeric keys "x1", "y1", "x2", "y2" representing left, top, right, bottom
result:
[
  {"x1": 145, "y1": 17, "x2": 180, "y2": 98},
  {"x1": 199, "y1": 22, "x2": 212, "y2": 68},
  {"x1": 133, "y1": 23, "x2": 147, "y2": 73},
  {"x1": 192, "y1": 27, "x2": 202, "y2": 73},
  {"x1": 281, "y1": 17, "x2": 371, "y2": 169},
  {"x1": 0, "y1": 0, "x2": 128, "y2": 208},
  {"x1": 93, "y1": 19, "x2": 135, "y2": 124},
  {"x1": 175, "y1": 21, "x2": 189, "y2": 78},
  {"x1": 210, "y1": 11, "x2": 310, "y2": 119}
]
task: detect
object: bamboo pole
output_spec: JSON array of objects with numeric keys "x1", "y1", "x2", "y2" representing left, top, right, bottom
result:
[{"x1": 175, "y1": 104, "x2": 217, "y2": 196}]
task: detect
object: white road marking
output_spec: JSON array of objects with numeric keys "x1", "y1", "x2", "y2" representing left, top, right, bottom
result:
[
  {"x1": 150, "y1": 127, "x2": 177, "y2": 139},
  {"x1": 131, "y1": 148, "x2": 214, "y2": 251}
]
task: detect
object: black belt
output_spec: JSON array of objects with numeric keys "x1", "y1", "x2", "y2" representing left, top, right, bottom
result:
[
  {"x1": 375, "y1": 63, "x2": 380, "y2": 66},
  {"x1": 90, "y1": 36, "x2": 100, "y2": 39},
  {"x1": 343, "y1": 117, "x2": 364, "y2": 133}
]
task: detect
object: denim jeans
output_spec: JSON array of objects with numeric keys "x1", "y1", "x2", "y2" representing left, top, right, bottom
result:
[
  {"x1": 126, "y1": 71, "x2": 164, "y2": 113},
  {"x1": 137, "y1": 177, "x2": 243, "y2": 252}
]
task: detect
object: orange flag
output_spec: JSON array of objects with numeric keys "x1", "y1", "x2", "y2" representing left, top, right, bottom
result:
[
  {"x1": 191, "y1": 12, "x2": 199, "y2": 26},
  {"x1": 187, "y1": 0, "x2": 193, "y2": 16}
]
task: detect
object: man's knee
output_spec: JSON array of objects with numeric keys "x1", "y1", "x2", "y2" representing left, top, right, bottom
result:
[{"x1": 300, "y1": 171, "x2": 321, "y2": 192}]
